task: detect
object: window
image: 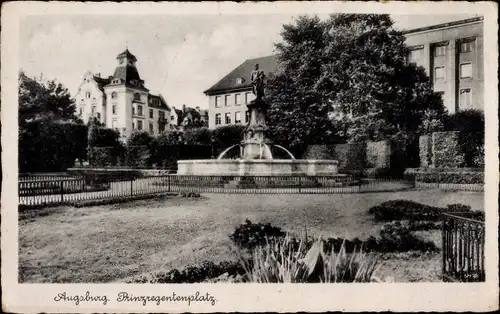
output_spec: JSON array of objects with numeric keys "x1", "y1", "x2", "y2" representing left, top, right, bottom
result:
[
  {"x1": 460, "y1": 63, "x2": 472, "y2": 78},
  {"x1": 225, "y1": 113, "x2": 231, "y2": 124},
  {"x1": 132, "y1": 122, "x2": 135, "y2": 129},
  {"x1": 112, "y1": 105, "x2": 117, "y2": 115},
  {"x1": 245, "y1": 92, "x2": 252, "y2": 104},
  {"x1": 149, "y1": 109, "x2": 154, "y2": 119},
  {"x1": 97, "y1": 113, "x2": 101, "y2": 120},
  {"x1": 111, "y1": 92, "x2": 117, "y2": 99},
  {"x1": 134, "y1": 93, "x2": 141, "y2": 101},
  {"x1": 171, "y1": 115, "x2": 175, "y2": 121},
  {"x1": 408, "y1": 48, "x2": 423, "y2": 64},
  {"x1": 159, "y1": 123, "x2": 165, "y2": 133},
  {"x1": 215, "y1": 96, "x2": 221, "y2": 108},
  {"x1": 111, "y1": 118, "x2": 117, "y2": 128},
  {"x1": 459, "y1": 89, "x2": 472, "y2": 109},
  {"x1": 159, "y1": 110, "x2": 165, "y2": 120},
  {"x1": 434, "y1": 45, "x2": 446, "y2": 57},
  {"x1": 235, "y1": 111, "x2": 241, "y2": 123},
  {"x1": 149, "y1": 122, "x2": 154, "y2": 133},
  {"x1": 137, "y1": 120, "x2": 143, "y2": 130},
  {"x1": 138, "y1": 105, "x2": 143, "y2": 116},
  {"x1": 434, "y1": 66, "x2": 446, "y2": 81},
  {"x1": 86, "y1": 91, "x2": 91, "y2": 99},
  {"x1": 91, "y1": 106, "x2": 96, "y2": 113},
  {"x1": 225, "y1": 95, "x2": 230, "y2": 106},
  {"x1": 215, "y1": 113, "x2": 222, "y2": 125},
  {"x1": 235, "y1": 94, "x2": 241, "y2": 105},
  {"x1": 460, "y1": 41, "x2": 473, "y2": 53},
  {"x1": 236, "y1": 77, "x2": 244, "y2": 85},
  {"x1": 132, "y1": 107, "x2": 136, "y2": 115},
  {"x1": 245, "y1": 111, "x2": 250, "y2": 123}
]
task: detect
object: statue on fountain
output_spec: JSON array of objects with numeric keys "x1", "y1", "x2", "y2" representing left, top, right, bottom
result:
[{"x1": 250, "y1": 63, "x2": 266, "y2": 100}]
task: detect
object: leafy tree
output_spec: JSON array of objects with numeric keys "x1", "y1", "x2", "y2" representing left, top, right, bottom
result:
[
  {"x1": 266, "y1": 14, "x2": 446, "y2": 162},
  {"x1": 18, "y1": 71, "x2": 86, "y2": 171},
  {"x1": 183, "y1": 127, "x2": 212, "y2": 146},
  {"x1": 18, "y1": 70, "x2": 79, "y2": 123},
  {"x1": 266, "y1": 15, "x2": 337, "y2": 155}
]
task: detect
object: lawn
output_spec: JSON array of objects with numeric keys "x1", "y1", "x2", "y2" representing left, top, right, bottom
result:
[{"x1": 18, "y1": 189, "x2": 484, "y2": 283}]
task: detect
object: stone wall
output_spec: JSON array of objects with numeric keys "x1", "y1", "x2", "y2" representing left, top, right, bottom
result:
[
  {"x1": 431, "y1": 131, "x2": 465, "y2": 168},
  {"x1": 304, "y1": 143, "x2": 366, "y2": 171}
]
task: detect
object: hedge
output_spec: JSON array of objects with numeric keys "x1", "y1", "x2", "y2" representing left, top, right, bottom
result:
[{"x1": 367, "y1": 200, "x2": 473, "y2": 221}]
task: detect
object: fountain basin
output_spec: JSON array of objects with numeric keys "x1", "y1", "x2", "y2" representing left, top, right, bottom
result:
[{"x1": 177, "y1": 159, "x2": 339, "y2": 176}]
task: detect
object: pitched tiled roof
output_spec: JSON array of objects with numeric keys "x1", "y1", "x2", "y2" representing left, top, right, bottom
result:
[
  {"x1": 149, "y1": 94, "x2": 169, "y2": 110},
  {"x1": 93, "y1": 76, "x2": 110, "y2": 91},
  {"x1": 204, "y1": 55, "x2": 279, "y2": 95}
]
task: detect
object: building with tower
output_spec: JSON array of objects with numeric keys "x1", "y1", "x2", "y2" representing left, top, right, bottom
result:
[{"x1": 74, "y1": 49, "x2": 171, "y2": 141}]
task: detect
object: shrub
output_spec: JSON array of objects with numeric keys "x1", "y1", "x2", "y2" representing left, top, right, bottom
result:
[
  {"x1": 127, "y1": 261, "x2": 244, "y2": 283},
  {"x1": 179, "y1": 191, "x2": 201, "y2": 198},
  {"x1": 229, "y1": 219, "x2": 286, "y2": 251},
  {"x1": 368, "y1": 200, "x2": 472, "y2": 221},
  {"x1": 230, "y1": 220, "x2": 438, "y2": 254}
]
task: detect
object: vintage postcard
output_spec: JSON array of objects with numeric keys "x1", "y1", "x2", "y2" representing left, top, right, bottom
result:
[{"x1": 1, "y1": 1, "x2": 498, "y2": 312}]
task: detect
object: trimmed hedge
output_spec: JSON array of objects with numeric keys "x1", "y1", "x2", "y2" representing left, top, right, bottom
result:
[
  {"x1": 415, "y1": 172, "x2": 483, "y2": 184},
  {"x1": 368, "y1": 200, "x2": 473, "y2": 221}
]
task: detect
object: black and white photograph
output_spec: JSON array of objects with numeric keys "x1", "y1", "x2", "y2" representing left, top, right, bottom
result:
[{"x1": 1, "y1": 1, "x2": 498, "y2": 313}]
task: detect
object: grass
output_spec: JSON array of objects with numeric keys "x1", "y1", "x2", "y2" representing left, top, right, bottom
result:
[{"x1": 18, "y1": 189, "x2": 483, "y2": 283}]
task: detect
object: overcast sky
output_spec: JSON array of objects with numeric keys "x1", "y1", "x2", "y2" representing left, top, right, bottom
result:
[{"x1": 20, "y1": 13, "x2": 481, "y2": 110}]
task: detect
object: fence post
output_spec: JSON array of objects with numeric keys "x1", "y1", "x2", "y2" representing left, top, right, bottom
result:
[
  {"x1": 130, "y1": 178, "x2": 133, "y2": 197},
  {"x1": 60, "y1": 180, "x2": 64, "y2": 203},
  {"x1": 298, "y1": 176, "x2": 302, "y2": 193},
  {"x1": 168, "y1": 175, "x2": 171, "y2": 192}
]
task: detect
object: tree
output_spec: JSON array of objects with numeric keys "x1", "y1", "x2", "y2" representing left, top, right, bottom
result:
[
  {"x1": 18, "y1": 71, "x2": 85, "y2": 172},
  {"x1": 266, "y1": 14, "x2": 446, "y2": 161},
  {"x1": 18, "y1": 70, "x2": 79, "y2": 123},
  {"x1": 183, "y1": 127, "x2": 212, "y2": 146},
  {"x1": 266, "y1": 15, "x2": 337, "y2": 155}
]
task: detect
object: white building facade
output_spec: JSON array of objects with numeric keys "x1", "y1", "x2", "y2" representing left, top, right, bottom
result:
[{"x1": 74, "y1": 49, "x2": 171, "y2": 141}]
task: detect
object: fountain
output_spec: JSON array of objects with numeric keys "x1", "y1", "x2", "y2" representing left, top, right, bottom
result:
[{"x1": 177, "y1": 64, "x2": 338, "y2": 176}]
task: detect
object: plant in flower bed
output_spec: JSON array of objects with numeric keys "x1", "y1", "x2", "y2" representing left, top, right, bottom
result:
[
  {"x1": 368, "y1": 200, "x2": 472, "y2": 222},
  {"x1": 238, "y1": 235, "x2": 380, "y2": 283}
]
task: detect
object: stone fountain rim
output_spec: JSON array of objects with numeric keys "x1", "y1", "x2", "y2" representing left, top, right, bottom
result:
[{"x1": 177, "y1": 159, "x2": 339, "y2": 164}]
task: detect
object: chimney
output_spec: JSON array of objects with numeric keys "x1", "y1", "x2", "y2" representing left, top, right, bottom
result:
[
  {"x1": 196, "y1": 106, "x2": 200, "y2": 112},
  {"x1": 182, "y1": 104, "x2": 186, "y2": 113},
  {"x1": 96, "y1": 73, "x2": 101, "y2": 78}
]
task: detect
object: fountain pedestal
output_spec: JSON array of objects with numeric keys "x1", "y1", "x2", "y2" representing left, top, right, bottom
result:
[{"x1": 241, "y1": 98, "x2": 273, "y2": 159}]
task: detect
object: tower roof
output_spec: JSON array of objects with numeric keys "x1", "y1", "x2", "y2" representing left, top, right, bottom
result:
[{"x1": 116, "y1": 48, "x2": 137, "y2": 62}]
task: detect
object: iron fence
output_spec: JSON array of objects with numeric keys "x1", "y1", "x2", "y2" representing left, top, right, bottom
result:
[
  {"x1": 442, "y1": 212, "x2": 485, "y2": 282},
  {"x1": 18, "y1": 174, "x2": 416, "y2": 206}
]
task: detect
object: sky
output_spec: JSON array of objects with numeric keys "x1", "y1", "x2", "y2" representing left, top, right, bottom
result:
[{"x1": 19, "y1": 13, "x2": 481, "y2": 110}]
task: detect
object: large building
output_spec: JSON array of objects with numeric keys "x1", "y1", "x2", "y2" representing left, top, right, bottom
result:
[
  {"x1": 204, "y1": 55, "x2": 279, "y2": 129},
  {"x1": 205, "y1": 17, "x2": 484, "y2": 128},
  {"x1": 403, "y1": 16, "x2": 484, "y2": 114},
  {"x1": 74, "y1": 49, "x2": 171, "y2": 140}
]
